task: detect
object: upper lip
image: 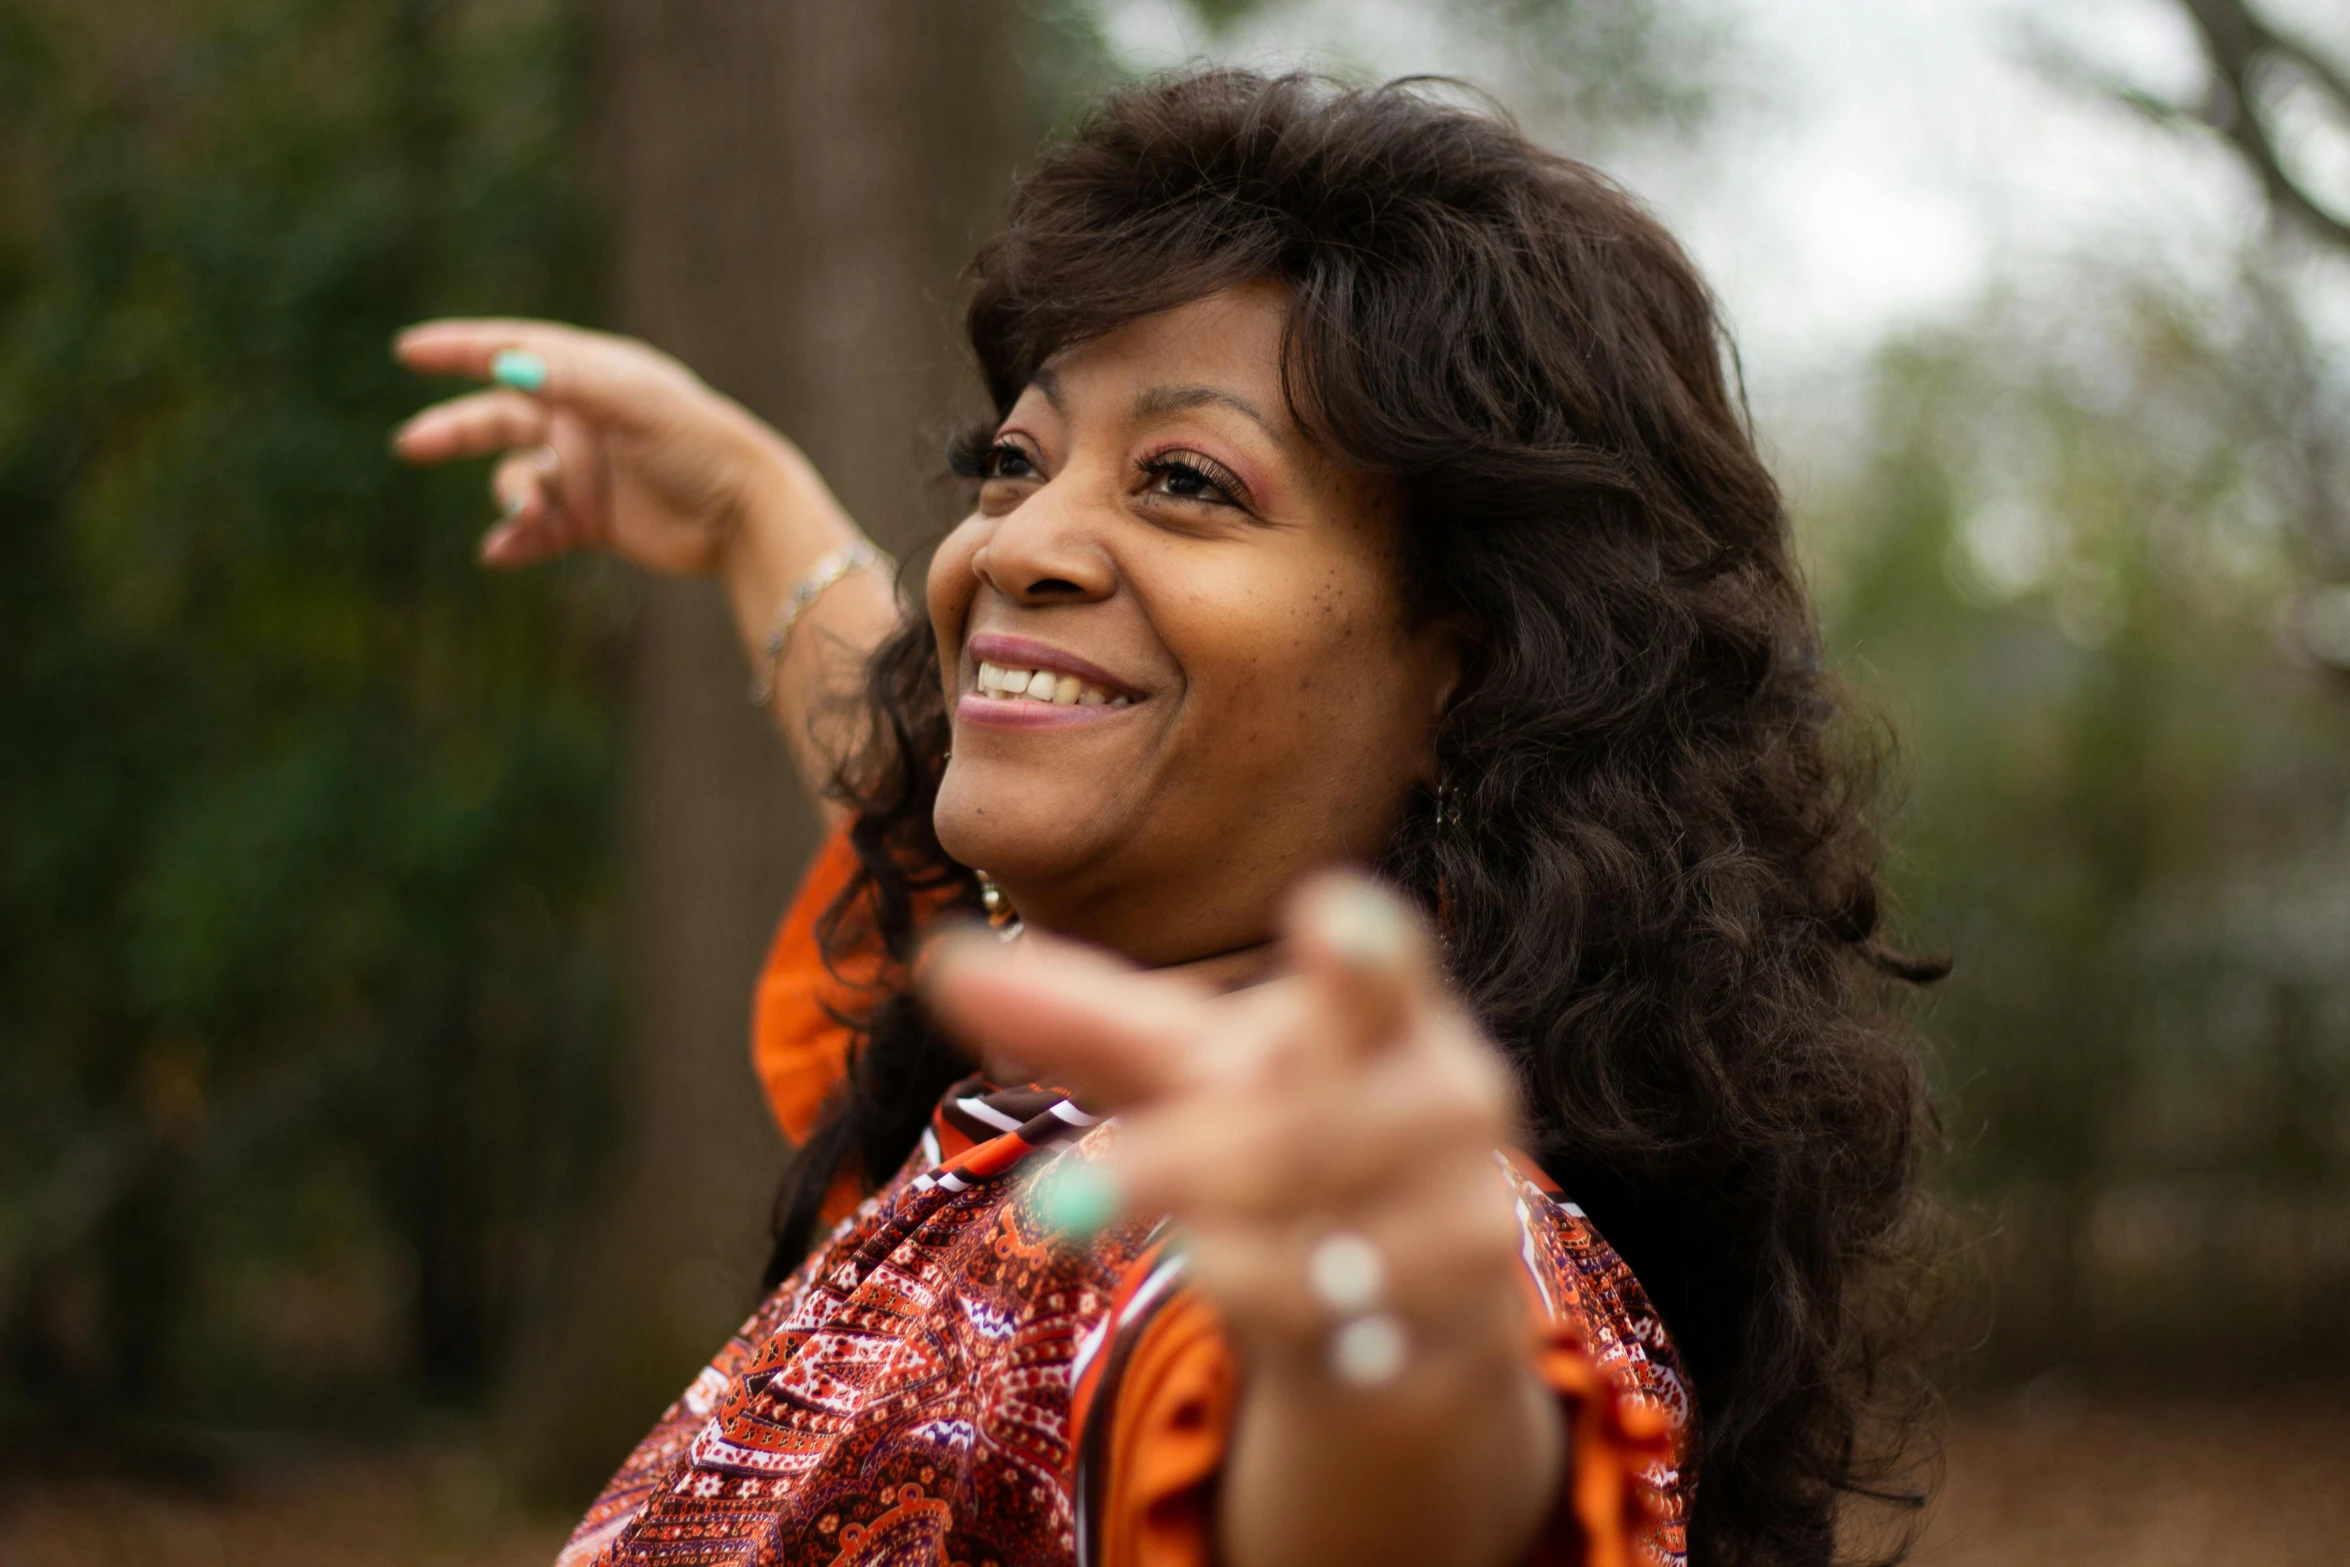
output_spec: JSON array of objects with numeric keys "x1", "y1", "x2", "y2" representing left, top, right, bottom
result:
[{"x1": 964, "y1": 632, "x2": 1143, "y2": 699}]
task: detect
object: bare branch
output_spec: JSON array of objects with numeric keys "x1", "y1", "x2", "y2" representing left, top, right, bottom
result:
[{"x1": 2177, "y1": 0, "x2": 2350, "y2": 252}]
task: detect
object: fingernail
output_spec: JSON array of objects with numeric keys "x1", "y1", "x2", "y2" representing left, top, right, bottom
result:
[
  {"x1": 491, "y1": 349, "x2": 547, "y2": 393},
  {"x1": 1319, "y1": 882, "x2": 1409, "y2": 971},
  {"x1": 1033, "y1": 1161, "x2": 1120, "y2": 1239},
  {"x1": 499, "y1": 489, "x2": 526, "y2": 518},
  {"x1": 480, "y1": 522, "x2": 517, "y2": 561}
]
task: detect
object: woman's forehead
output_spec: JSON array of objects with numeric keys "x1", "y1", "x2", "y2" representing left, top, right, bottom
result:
[
  {"x1": 1036, "y1": 284, "x2": 1287, "y2": 381},
  {"x1": 1019, "y1": 286, "x2": 1301, "y2": 434}
]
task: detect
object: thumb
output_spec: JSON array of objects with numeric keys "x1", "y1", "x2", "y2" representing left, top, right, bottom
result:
[{"x1": 1284, "y1": 874, "x2": 1441, "y2": 1062}]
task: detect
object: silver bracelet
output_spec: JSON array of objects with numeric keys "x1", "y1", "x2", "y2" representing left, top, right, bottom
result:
[{"x1": 748, "y1": 542, "x2": 893, "y2": 708}]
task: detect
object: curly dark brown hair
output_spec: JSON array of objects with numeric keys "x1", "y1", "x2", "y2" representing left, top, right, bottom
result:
[{"x1": 767, "y1": 69, "x2": 1946, "y2": 1567}]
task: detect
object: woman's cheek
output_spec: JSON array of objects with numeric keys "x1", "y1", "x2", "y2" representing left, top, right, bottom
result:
[{"x1": 926, "y1": 519, "x2": 986, "y2": 656}]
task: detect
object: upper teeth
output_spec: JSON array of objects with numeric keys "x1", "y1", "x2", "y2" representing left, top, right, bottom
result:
[{"x1": 975, "y1": 662, "x2": 1130, "y2": 707}]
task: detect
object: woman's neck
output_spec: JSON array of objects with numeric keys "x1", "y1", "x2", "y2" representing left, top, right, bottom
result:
[
  {"x1": 1161, "y1": 937, "x2": 1281, "y2": 993},
  {"x1": 979, "y1": 935, "x2": 1278, "y2": 1085}
]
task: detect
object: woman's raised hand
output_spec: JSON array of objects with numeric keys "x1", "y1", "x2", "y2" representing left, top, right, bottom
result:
[
  {"x1": 392, "y1": 318, "x2": 795, "y2": 575},
  {"x1": 923, "y1": 881, "x2": 1559, "y2": 1567},
  {"x1": 392, "y1": 319, "x2": 891, "y2": 799}
]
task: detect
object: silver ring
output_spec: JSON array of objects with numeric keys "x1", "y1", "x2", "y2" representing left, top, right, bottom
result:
[
  {"x1": 1307, "y1": 1231, "x2": 1407, "y2": 1387},
  {"x1": 1328, "y1": 1312, "x2": 1409, "y2": 1388},
  {"x1": 1307, "y1": 1231, "x2": 1387, "y2": 1315}
]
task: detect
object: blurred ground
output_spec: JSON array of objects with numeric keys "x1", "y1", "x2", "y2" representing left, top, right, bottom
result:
[
  {"x1": 1912, "y1": 1392, "x2": 2350, "y2": 1567},
  {"x1": 0, "y1": 1447, "x2": 571, "y2": 1567},
  {"x1": 5, "y1": 1393, "x2": 2346, "y2": 1567}
]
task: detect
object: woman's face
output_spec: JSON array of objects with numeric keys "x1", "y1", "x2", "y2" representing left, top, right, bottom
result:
[{"x1": 928, "y1": 282, "x2": 1461, "y2": 966}]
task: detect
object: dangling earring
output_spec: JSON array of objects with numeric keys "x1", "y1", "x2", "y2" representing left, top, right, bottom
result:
[
  {"x1": 976, "y1": 869, "x2": 1023, "y2": 939},
  {"x1": 1431, "y1": 773, "x2": 1460, "y2": 949}
]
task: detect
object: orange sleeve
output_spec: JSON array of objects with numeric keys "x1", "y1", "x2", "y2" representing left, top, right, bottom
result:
[
  {"x1": 1527, "y1": 1326, "x2": 1681, "y2": 1567},
  {"x1": 1090, "y1": 1302, "x2": 1676, "y2": 1567},
  {"x1": 1087, "y1": 1293, "x2": 1239, "y2": 1567},
  {"x1": 749, "y1": 827, "x2": 875, "y2": 1145}
]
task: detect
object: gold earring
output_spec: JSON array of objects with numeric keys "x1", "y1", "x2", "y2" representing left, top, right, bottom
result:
[{"x1": 977, "y1": 870, "x2": 1022, "y2": 936}]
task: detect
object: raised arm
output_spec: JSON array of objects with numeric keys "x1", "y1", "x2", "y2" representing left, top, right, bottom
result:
[{"x1": 391, "y1": 318, "x2": 900, "y2": 807}]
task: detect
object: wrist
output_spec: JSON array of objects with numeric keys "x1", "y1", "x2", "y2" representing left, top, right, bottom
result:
[
  {"x1": 715, "y1": 424, "x2": 807, "y2": 594},
  {"x1": 715, "y1": 427, "x2": 867, "y2": 662},
  {"x1": 1225, "y1": 1326, "x2": 1561, "y2": 1567}
]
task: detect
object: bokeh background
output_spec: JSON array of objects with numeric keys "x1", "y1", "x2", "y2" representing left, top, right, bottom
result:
[{"x1": 4, "y1": 1, "x2": 2346, "y2": 1562}]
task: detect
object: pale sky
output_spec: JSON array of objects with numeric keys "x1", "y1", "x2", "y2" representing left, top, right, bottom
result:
[{"x1": 1098, "y1": 0, "x2": 2346, "y2": 389}]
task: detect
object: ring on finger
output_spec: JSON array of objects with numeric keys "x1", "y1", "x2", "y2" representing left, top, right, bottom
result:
[{"x1": 1307, "y1": 1230, "x2": 1408, "y2": 1388}]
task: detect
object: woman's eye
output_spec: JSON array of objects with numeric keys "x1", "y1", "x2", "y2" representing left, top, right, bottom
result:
[
  {"x1": 1139, "y1": 456, "x2": 1241, "y2": 508},
  {"x1": 984, "y1": 442, "x2": 1039, "y2": 481}
]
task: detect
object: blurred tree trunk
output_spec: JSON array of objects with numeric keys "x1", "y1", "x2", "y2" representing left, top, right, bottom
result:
[{"x1": 498, "y1": 0, "x2": 1037, "y2": 1496}]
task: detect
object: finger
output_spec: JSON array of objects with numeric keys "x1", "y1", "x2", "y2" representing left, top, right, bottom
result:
[
  {"x1": 471, "y1": 452, "x2": 566, "y2": 568},
  {"x1": 540, "y1": 408, "x2": 610, "y2": 547},
  {"x1": 920, "y1": 927, "x2": 1213, "y2": 1110},
  {"x1": 490, "y1": 450, "x2": 546, "y2": 518},
  {"x1": 1105, "y1": 1038, "x2": 1513, "y2": 1223},
  {"x1": 391, "y1": 388, "x2": 552, "y2": 467},
  {"x1": 393, "y1": 318, "x2": 684, "y2": 428},
  {"x1": 1284, "y1": 874, "x2": 1443, "y2": 1063}
]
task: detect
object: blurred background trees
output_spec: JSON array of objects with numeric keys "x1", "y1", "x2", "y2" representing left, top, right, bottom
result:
[
  {"x1": 1813, "y1": 263, "x2": 2350, "y2": 1380},
  {"x1": 0, "y1": 0, "x2": 614, "y2": 1455},
  {"x1": 1, "y1": 0, "x2": 2344, "y2": 1531},
  {"x1": 1817, "y1": 0, "x2": 2350, "y2": 1381}
]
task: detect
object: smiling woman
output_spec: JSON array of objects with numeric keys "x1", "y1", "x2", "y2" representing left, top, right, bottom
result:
[
  {"x1": 930, "y1": 284, "x2": 1462, "y2": 963},
  {"x1": 393, "y1": 69, "x2": 1942, "y2": 1567}
]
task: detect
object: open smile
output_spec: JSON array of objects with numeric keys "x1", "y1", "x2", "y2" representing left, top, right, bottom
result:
[
  {"x1": 972, "y1": 660, "x2": 1131, "y2": 707},
  {"x1": 958, "y1": 632, "x2": 1147, "y2": 728}
]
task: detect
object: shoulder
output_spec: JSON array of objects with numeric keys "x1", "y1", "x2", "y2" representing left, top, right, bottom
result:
[
  {"x1": 1501, "y1": 1152, "x2": 1692, "y2": 1418},
  {"x1": 1499, "y1": 1150, "x2": 1696, "y2": 1557}
]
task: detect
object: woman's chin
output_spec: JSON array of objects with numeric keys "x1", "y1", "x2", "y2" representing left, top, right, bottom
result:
[{"x1": 932, "y1": 784, "x2": 1107, "y2": 895}]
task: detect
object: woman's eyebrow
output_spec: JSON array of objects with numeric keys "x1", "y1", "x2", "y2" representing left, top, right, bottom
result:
[{"x1": 1129, "y1": 382, "x2": 1275, "y2": 435}]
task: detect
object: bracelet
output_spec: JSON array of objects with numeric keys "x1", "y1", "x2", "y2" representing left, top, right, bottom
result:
[{"x1": 748, "y1": 542, "x2": 893, "y2": 709}]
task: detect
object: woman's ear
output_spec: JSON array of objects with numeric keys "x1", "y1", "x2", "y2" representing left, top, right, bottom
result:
[
  {"x1": 1410, "y1": 614, "x2": 1482, "y2": 789},
  {"x1": 1424, "y1": 613, "x2": 1483, "y2": 723}
]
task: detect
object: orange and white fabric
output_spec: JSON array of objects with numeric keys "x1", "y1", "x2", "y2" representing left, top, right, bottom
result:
[{"x1": 561, "y1": 830, "x2": 1693, "y2": 1567}]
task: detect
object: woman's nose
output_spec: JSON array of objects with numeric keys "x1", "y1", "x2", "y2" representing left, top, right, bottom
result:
[{"x1": 970, "y1": 479, "x2": 1116, "y2": 605}]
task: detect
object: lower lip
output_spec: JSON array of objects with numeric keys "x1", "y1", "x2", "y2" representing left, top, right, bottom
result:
[{"x1": 955, "y1": 692, "x2": 1140, "y2": 729}]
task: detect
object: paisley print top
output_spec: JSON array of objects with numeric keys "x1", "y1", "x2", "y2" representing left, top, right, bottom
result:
[{"x1": 558, "y1": 834, "x2": 1695, "y2": 1567}]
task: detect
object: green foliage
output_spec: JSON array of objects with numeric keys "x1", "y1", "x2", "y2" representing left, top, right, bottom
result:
[
  {"x1": 1806, "y1": 265, "x2": 2350, "y2": 1379},
  {"x1": 1064, "y1": 0, "x2": 1722, "y2": 141},
  {"x1": 1447, "y1": 0, "x2": 1723, "y2": 133},
  {"x1": 0, "y1": 0, "x2": 615, "y2": 1439}
]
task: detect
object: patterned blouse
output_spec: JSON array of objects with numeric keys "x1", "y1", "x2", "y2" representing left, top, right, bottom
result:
[{"x1": 556, "y1": 832, "x2": 1694, "y2": 1567}]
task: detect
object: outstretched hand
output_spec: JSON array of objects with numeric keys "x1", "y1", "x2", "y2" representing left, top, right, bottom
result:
[
  {"x1": 392, "y1": 317, "x2": 793, "y2": 575},
  {"x1": 923, "y1": 877, "x2": 1530, "y2": 1382},
  {"x1": 924, "y1": 879, "x2": 1560, "y2": 1567}
]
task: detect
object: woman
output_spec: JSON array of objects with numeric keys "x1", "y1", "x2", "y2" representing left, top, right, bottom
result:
[{"x1": 394, "y1": 71, "x2": 1937, "y2": 1567}]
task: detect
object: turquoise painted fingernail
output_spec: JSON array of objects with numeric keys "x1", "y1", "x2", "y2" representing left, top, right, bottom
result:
[
  {"x1": 491, "y1": 349, "x2": 547, "y2": 392},
  {"x1": 1034, "y1": 1162, "x2": 1120, "y2": 1238},
  {"x1": 1320, "y1": 882, "x2": 1409, "y2": 970}
]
